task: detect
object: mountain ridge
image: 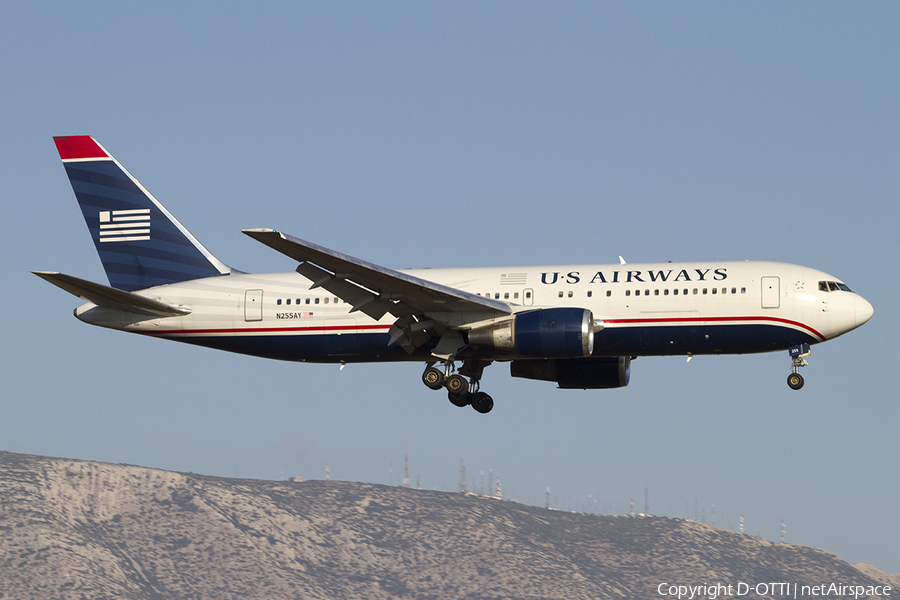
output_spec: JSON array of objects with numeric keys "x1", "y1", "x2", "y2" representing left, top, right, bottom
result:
[{"x1": 0, "y1": 450, "x2": 894, "y2": 599}]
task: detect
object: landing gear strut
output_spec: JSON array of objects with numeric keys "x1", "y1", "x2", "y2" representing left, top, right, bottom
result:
[
  {"x1": 421, "y1": 360, "x2": 494, "y2": 413},
  {"x1": 787, "y1": 344, "x2": 810, "y2": 390}
]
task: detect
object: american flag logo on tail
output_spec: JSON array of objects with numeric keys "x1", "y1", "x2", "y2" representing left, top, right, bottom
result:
[{"x1": 99, "y1": 209, "x2": 150, "y2": 242}]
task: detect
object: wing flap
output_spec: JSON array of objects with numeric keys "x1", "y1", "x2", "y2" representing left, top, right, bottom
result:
[
  {"x1": 33, "y1": 271, "x2": 191, "y2": 317},
  {"x1": 242, "y1": 229, "x2": 511, "y2": 319},
  {"x1": 294, "y1": 261, "x2": 405, "y2": 321}
]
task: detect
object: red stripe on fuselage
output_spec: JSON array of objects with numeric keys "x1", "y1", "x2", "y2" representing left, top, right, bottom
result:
[
  {"x1": 54, "y1": 136, "x2": 109, "y2": 160},
  {"x1": 603, "y1": 315, "x2": 825, "y2": 341},
  {"x1": 143, "y1": 324, "x2": 393, "y2": 337}
]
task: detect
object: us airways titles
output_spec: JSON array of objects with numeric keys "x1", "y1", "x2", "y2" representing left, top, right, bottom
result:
[{"x1": 540, "y1": 267, "x2": 729, "y2": 285}]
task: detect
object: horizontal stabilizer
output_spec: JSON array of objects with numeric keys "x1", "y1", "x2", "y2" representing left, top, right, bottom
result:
[{"x1": 33, "y1": 271, "x2": 191, "y2": 317}]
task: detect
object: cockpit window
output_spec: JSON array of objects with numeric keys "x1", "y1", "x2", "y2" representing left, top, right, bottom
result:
[{"x1": 819, "y1": 280, "x2": 853, "y2": 293}]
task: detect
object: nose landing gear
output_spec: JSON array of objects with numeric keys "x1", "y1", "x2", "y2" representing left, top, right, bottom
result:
[
  {"x1": 421, "y1": 360, "x2": 494, "y2": 413},
  {"x1": 787, "y1": 344, "x2": 810, "y2": 390}
]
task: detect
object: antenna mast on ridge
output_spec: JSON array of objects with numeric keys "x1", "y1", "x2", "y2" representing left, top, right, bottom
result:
[{"x1": 402, "y1": 439, "x2": 411, "y2": 488}]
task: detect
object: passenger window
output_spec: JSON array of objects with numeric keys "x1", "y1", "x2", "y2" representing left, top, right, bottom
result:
[
  {"x1": 315, "y1": 298, "x2": 320, "y2": 304},
  {"x1": 514, "y1": 292, "x2": 519, "y2": 299},
  {"x1": 568, "y1": 291, "x2": 573, "y2": 298},
  {"x1": 731, "y1": 288, "x2": 736, "y2": 294},
  {"x1": 693, "y1": 289, "x2": 698, "y2": 295},
  {"x1": 587, "y1": 291, "x2": 592, "y2": 298},
  {"x1": 654, "y1": 289, "x2": 659, "y2": 296},
  {"x1": 286, "y1": 299, "x2": 291, "y2": 305},
  {"x1": 741, "y1": 287, "x2": 746, "y2": 294},
  {"x1": 683, "y1": 289, "x2": 688, "y2": 295},
  {"x1": 504, "y1": 293, "x2": 509, "y2": 299},
  {"x1": 673, "y1": 289, "x2": 679, "y2": 295},
  {"x1": 296, "y1": 299, "x2": 301, "y2": 305},
  {"x1": 558, "y1": 291, "x2": 564, "y2": 298},
  {"x1": 606, "y1": 290, "x2": 612, "y2": 297},
  {"x1": 664, "y1": 289, "x2": 669, "y2": 296},
  {"x1": 277, "y1": 299, "x2": 282, "y2": 305},
  {"x1": 626, "y1": 290, "x2": 631, "y2": 297},
  {"x1": 712, "y1": 288, "x2": 717, "y2": 294},
  {"x1": 703, "y1": 289, "x2": 708, "y2": 294}
]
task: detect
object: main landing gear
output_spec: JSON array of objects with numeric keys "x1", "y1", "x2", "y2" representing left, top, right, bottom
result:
[
  {"x1": 422, "y1": 360, "x2": 494, "y2": 414},
  {"x1": 787, "y1": 343, "x2": 811, "y2": 390}
]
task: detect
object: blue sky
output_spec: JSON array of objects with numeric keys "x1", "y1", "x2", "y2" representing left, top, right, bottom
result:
[{"x1": 2, "y1": 2, "x2": 898, "y2": 574}]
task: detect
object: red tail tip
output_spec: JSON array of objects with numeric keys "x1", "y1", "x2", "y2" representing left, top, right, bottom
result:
[{"x1": 54, "y1": 136, "x2": 109, "y2": 160}]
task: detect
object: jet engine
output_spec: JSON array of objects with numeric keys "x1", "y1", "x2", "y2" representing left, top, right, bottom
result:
[
  {"x1": 467, "y1": 307, "x2": 594, "y2": 358},
  {"x1": 510, "y1": 356, "x2": 631, "y2": 389}
]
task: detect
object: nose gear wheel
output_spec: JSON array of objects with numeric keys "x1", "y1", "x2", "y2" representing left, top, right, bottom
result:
[{"x1": 786, "y1": 344, "x2": 810, "y2": 390}]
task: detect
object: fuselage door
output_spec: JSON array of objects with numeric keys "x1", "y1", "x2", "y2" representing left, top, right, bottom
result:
[
  {"x1": 245, "y1": 289, "x2": 263, "y2": 321},
  {"x1": 761, "y1": 277, "x2": 780, "y2": 309},
  {"x1": 524, "y1": 288, "x2": 534, "y2": 307}
]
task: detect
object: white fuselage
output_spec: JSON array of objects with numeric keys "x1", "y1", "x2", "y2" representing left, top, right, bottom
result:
[{"x1": 74, "y1": 260, "x2": 873, "y2": 364}]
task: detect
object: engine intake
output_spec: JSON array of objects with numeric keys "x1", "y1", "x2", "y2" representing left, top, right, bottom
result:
[{"x1": 467, "y1": 308, "x2": 594, "y2": 358}]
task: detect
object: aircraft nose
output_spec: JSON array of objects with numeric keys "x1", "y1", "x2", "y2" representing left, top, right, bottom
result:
[{"x1": 855, "y1": 295, "x2": 874, "y2": 327}]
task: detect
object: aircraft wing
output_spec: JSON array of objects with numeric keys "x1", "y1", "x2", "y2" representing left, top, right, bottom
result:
[
  {"x1": 242, "y1": 229, "x2": 511, "y2": 321},
  {"x1": 33, "y1": 271, "x2": 191, "y2": 317}
]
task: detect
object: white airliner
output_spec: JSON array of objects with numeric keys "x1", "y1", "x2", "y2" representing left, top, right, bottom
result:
[{"x1": 36, "y1": 136, "x2": 874, "y2": 414}]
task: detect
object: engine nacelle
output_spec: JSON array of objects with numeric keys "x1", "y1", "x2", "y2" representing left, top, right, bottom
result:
[
  {"x1": 510, "y1": 356, "x2": 631, "y2": 389},
  {"x1": 467, "y1": 308, "x2": 594, "y2": 358}
]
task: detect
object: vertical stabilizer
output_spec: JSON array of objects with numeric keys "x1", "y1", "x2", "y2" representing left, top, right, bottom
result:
[{"x1": 54, "y1": 136, "x2": 232, "y2": 291}]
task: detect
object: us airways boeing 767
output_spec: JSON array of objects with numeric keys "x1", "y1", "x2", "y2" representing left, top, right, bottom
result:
[{"x1": 35, "y1": 136, "x2": 874, "y2": 414}]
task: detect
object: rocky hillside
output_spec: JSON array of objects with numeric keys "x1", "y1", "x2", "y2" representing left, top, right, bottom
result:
[{"x1": 0, "y1": 451, "x2": 894, "y2": 599}]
